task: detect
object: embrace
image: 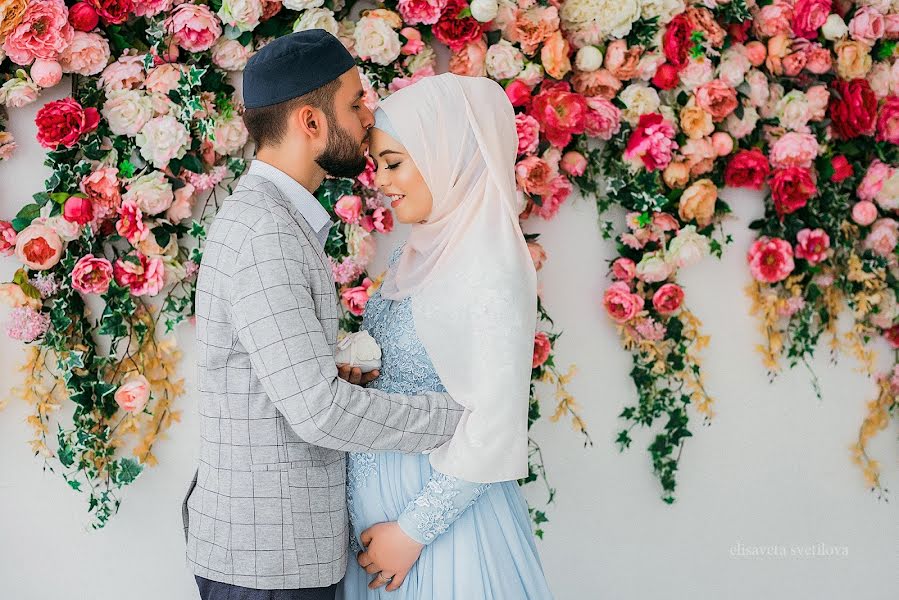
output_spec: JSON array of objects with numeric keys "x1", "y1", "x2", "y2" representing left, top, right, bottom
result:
[{"x1": 182, "y1": 29, "x2": 553, "y2": 600}]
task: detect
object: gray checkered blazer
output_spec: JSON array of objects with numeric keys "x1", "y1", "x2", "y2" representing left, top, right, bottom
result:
[{"x1": 183, "y1": 170, "x2": 464, "y2": 590}]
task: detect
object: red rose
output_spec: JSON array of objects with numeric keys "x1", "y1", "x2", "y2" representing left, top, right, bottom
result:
[
  {"x1": 529, "y1": 81, "x2": 588, "y2": 148},
  {"x1": 90, "y1": 0, "x2": 133, "y2": 25},
  {"x1": 728, "y1": 20, "x2": 751, "y2": 43},
  {"x1": 830, "y1": 155, "x2": 853, "y2": 183},
  {"x1": 725, "y1": 149, "x2": 770, "y2": 189},
  {"x1": 69, "y1": 2, "x2": 100, "y2": 31},
  {"x1": 35, "y1": 98, "x2": 100, "y2": 150},
  {"x1": 532, "y1": 332, "x2": 551, "y2": 369},
  {"x1": 651, "y1": 63, "x2": 680, "y2": 90},
  {"x1": 63, "y1": 196, "x2": 93, "y2": 226},
  {"x1": 663, "y1": 14, "x2": 694, "y2": 70},
  {"x1": 829, "y1": 79, "x2": 878, "y2": 139},
  {"x1": 652, "y1": 283, "x2": 684, "y2": 315},
  {"x1": 884, "y1": 324, "x2": 899, "y2": 348},
  {"x1": 792, "y1": 0, "x2": 832, "y2": 39},
  {"x1": 433, "y1": 0, "x2": 484, "y2": 52},
  {"x1": 770, "y1": 167, "x2": 817, "y2": 218},
  {"x1": 505, "y1": 80, "x2": 532, "y2": 107}
]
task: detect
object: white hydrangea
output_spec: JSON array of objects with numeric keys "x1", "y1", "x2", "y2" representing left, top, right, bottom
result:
[
  {"x1": 353, "y1": 15, "x2": 402, "y2": 66},
  {"x1": 561, "y1": 0, "x2": 641, "y2": 39},
  {"x1": 293, "y1": 7, "x2": 339, "y2": 35},
  {"x1": 618, "y1": 83, "x2": 661, "y2": 125},
  {"x1": 135, "y1": 115, "x2": 190, "y2": 169},
  {"x1": 102, "y1": 89, "x2": 154, "y2": 137}
]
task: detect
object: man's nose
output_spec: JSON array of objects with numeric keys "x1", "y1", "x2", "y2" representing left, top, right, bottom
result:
[{"x1": 361, "y1": 105, "x2": 375, "y2": 130}]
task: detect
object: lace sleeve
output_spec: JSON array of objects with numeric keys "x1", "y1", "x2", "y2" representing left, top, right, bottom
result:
[{"x1": 396, "y1": 471, "x2": 490, "y2": 545}]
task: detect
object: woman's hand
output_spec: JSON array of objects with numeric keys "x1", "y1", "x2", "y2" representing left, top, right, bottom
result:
[
  {"x1": 356, "y1": 521, "x2": 424, "y2": 591},
  {"x1": 337, "y1": 364, "x2": 380, "y2": 385}
]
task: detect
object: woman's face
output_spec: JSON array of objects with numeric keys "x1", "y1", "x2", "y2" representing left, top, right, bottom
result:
[{"x1": 370, "y1": 127, "x2": 433, "y2": 224}]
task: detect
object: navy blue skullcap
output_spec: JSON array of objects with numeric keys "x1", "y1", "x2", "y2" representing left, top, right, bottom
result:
[{"x1": 243, "y1": 30, "x2": 356, "y2": 109}]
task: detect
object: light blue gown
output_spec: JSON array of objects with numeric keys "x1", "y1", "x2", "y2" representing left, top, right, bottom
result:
[{"x1": 337, "y1": 246, "x2": 553, "y2": 600}]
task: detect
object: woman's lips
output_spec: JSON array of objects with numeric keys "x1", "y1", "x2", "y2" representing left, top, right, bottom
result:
[{"x1": 389, "y1": 194, "x2": 405, "y2": 208}]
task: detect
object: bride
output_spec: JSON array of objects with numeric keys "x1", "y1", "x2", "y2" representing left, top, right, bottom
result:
[{"x1": 336, "y1": 73, "x2": 553, "y2": 599}]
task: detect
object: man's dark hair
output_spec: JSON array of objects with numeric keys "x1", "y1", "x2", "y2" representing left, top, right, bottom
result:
[{"x1": 242, "y1": 78, "x2": 341, "y2": 149}]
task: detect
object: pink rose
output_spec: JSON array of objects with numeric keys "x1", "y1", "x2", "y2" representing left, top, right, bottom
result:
[
  {"x1": 532, "y1": 332, "x2": 551, "y2": 369},
  {"x1": 116, "y1": 199, "x2": 149, "y2": 245},
  {"x1": 400, "y1": 27, "x2": 424, "y2": 55},
  {"x1": 852, "y1": 201, "x2": 879, "y2": 226},
  {"x1": 864, "y1": 218, "x2": 899, "y2": 256},
  {"x1": 166, "y1": 182, "x2": 196, "y2": 224},
  {"x1": 515, "y1": 113, "x2": 540, "y2": 156},
  {"x1": 531, "y1": 175, "x2": 571, "y2": 220},
  {"x1": 769, "y1": 132, "x2": 820, "y2": 170},
  {"x1": 396, "y1": 0, "x2": 446, "y2": 26},
  {"x1": 603, "y1": 281, "x2": 644, "y2": 323},
  {"x1": 449, "y1": 39, "x2": 487, "y2": 78},
  {"x1": 71, "y1": 253, "x2": 113, "y2": 295},
  {"x1": 584, "y1": 96, "x2": 621, "y2": 140},
  {"x1": 30, "y1": 59, "x2": 63, "y2": 88},
  {"x1": 63, "y1": 196, "x2": 93, "y2": 226},
  {"x1": 830, "y1": 155, "x2": 853, "y2": 183},
  {"x1": 504, "y1": 79, "x2": 532, "y2": 107},
  {"x1": 59, "y1": 31, "x2": 111, "y2": 76},
  {"x1": 876, "y1": 96, "x2": 899, "y2": 144},
  {"x1": 858, "y1": 160, "x2": 892, "y2": 202},
  {"x1": 561, "y1": 151, "x2": 587, "y2": 177},
  {"x1": 114, "y1": 374, "x2": 151, "y2": 413},
  {"x1": 15, "y1": 222, "x2": 64, "y2": 270},
  {"x1": 695, "y1": 79, "x2": 738, "y2": 121},
  {"x1": 515, "y1": 155, "x2": 554, "y2": 196},
  {"x1": 69, "y1": 2, "x2": 100, "y2": 31},
  {"x1": 792, "y1": 0, "x2": 831, "y2": 39},
  {"x1": 0, "y1": 220, "x2": 17, "y2": 256},
  {"x1": 80, "y1": 166, "x2": 121, "y2": 222},
  {"x1": 340, "y1": 277, "x2": 374, "y2": 316},
  {"x1": 794, "y1": 228, "x2": 830, "y2": 264},
  {"x1": 335, "y1": 195, "x2": 363, "y2": 224},
  {"x1": 97, "y1": 54, "x2": 145, "y2": 92},
  {"x1": 165, "y1": 3, "x2": 222, "y2": 53},
  {"x1": 849, "y1": 6, "x2": 885, "y2": 46},
  {"x1": 133, "y1": 0, "x2": 172, "y2": 18},
  {"x1": 360, "y1": 207, "x2": 394, "y2": 234},
  {"x1": 528, "y1": 81, "x2": 588, "y2": 148},
  {"x1": 711, "y1": 132, "x2": 734, "y2": 156},
  {"x1": 611, "y1": 257, "x2": 636, "y2": 281},
  {"x1": 652, "y1": 283, "x2": 684, "y2": 315},
  {"x1": 114, "y1": 251, "x2": 165, "y2": 296},
  {"x1": 624, "y1": 113, "x2": 678, "y2": 172},
  {"x1": 748, "y1": 237, "x2": 794, "y2": 283},
  {"x1": 2, "y1": 0, "x2": 74, "y2": 65}
]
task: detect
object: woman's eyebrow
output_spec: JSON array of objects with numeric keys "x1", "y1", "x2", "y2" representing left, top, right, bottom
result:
[{"x1": 378, "y1": 149, "x2": 402, "y2": 157}]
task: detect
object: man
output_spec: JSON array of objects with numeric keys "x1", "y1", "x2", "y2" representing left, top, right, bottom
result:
[{"x1": 182, "y1": 30, "x2": 464, "y2": 600}]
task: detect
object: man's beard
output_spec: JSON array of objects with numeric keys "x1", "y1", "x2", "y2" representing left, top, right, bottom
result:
[{"x1": 315, "y1": 118, "x2": 368, "y2": 179}]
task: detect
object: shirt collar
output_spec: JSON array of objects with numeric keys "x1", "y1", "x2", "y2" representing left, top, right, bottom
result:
[{"x1": 246, "y1": 159, "x2": 332, "y2": 235}]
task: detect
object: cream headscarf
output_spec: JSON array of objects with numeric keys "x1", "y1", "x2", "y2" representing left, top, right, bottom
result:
[{"x1": 376, "y1": 73, "x2": 537, "y2": 483}]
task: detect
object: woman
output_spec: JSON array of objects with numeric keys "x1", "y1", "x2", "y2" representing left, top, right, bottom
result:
[{"x1": 337, "y1": 73, "x2": 553, "y2": 599}]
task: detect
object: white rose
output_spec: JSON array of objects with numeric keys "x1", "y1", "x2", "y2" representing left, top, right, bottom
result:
[
  {"x1": 876, "y1": 170, "x2": 899, "y2": 211},
  {"x1": 353, "y1": 15, "x2": 402, "y2": 66},
  {"x1": 635, "y1": 252, "x2": 673, "y2": 283},
  {"x1": 102, "y1": 89, "x2": 153, "y2": 137},
  {"x1": 667, "y1": 225, "x2": 710, "y2": 269},
  {"x1": 678, "y1": 57, "x2": 714, "y2": 90},
  {"x1": 870, "y1": 289, "x2": 899, "y2": 329},
  {"x1": 135, "y1": 115, "x2": 189, "y2": 169},
  {"x1": 742, "y1": 68, "x2": 770, "y2": 108},
  {"x1": 335, "y1": 330, "x2": 382, "y2": 372},
  {"x1": 717, "y1": 45, "x2": 750, "y2": 87},
  {"x1": 46, "y1": 215, "x2": 81, "y2": 242},
  {"x1": 574, "y1": 46, "x2": 602, "y2": 72},
  {"x1": 0, "y1": 78, "x2": 39, "y2": 108},
  {"x1": 406, "y1": 45, "x2": 436, "y2": 74},
  {"x1": 562, "y1": 0, "x2": 641, "y2": 39},
  {"x1": 724, "y1": 104, "x2": 759, "y2": 139},
  {"x1": 637, "y1": 52, "x2": 666, "y2": 80},
  {"x1": 485, "y1": 40, "x2": 524, "y2": 80},
  {"x1": 211, "y1": 115, "x2": 249, "y2": 155},
  {"x1": 293, "y1": 7, "x2": 339, "y2": 35},
  {"x1": 639, "y1": 0, "x2": 685, "y2": 25},
  {"x1": 517, "y1": 62, "x2": 544, "y2": 87},
  {"x1": 822, "y1": 14, "x2": 848, "y2": 40},
  {"x1": 217, "y1": 0, "x2": 263, "y2": 33},
  {"x1": 470, "y1": 0, "x2": 498, "y2": 22},
  {"x1": 211, "y1": 38, "x2": 252, "y2": 72},
  {"x1": 123, "y1": 171, "x2": 175, "y2": 216},
  {"x1": 775, "y1": 90, "x2": 811, "y2": 132},
  {"x1": 619, "y1": 83, "x2": 660, "y2": 125},
  {"x1": 283, "y1": 0, "x2": 325, "y2": 10}
]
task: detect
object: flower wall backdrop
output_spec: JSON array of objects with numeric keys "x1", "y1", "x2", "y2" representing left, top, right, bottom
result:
[{"x1": 0, "y1": 0, "x2": 896, "y2": 527}]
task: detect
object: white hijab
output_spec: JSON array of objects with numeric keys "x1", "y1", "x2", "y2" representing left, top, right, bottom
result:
[{"x1": 376, "y1": 74, "x2": 537, "y2": 483}]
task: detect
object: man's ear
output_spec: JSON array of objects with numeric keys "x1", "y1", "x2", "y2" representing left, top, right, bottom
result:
[{"x1": 294, "y1": 105, "x2": 325, "y2": 141}]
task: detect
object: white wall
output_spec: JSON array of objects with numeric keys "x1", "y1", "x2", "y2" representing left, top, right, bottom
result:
[{"x1": 1, "y1": 83, "x2": 897, "y2": 600}]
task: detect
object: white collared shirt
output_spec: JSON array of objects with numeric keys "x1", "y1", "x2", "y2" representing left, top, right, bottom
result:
[{"x1": 246, "y1": 159, "x2": 333, "y2": 248}]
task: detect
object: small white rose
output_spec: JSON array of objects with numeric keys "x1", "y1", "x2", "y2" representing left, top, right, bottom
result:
[
  {"x1": 335, "y1": 330, "x2": 382, "y2": 373},
  {"x1": 470, "y1": 0, "x2": 499, "y2": 22},
  {"x1": 822, "y1": 14, "x2": 848, "y2": 41},
  {"x1": 574, "y1": 46, "x2": 602, "y2": 72}
]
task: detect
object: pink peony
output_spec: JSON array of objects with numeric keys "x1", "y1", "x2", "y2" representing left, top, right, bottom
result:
[
  {"x1": 528, "y1": 81, "x2": 588, "y2": 148},
  {"x1": 611, "y1": 257, "x2": 636, "y2": 281},
  {"x1": 30, "y1": 59, "x2": 62, "y2": 88},
  {"x1": 80, "y1": 166, "x2": 121, "y2": 222},
  {"x1": 603, "y1": 281, "x2": 644, "y2": 323},
  {"x1": 34, "y1": 97, "x2": 100, "y2": 150},
  {"x1": 794, "y1": 228, "x2": 830, "y2": 264},
  {"x1": 852, "y1": 201, "x2": 879, "y2": 226},
  {"x1": 694, "y1": 79, "x2": 739, "y2": 121},
  {"x1": 116, "y1": 199, "x2": 149, "y2": 245},
  {"x1": 531, "y1": 176, "x2": 572, "y2": 220},
  {"x1": 561, "y1": 151, "x2": 587, "y2": 177},
  {"x1": 340, "y1": 277, "x2": 374, "y2": 316},
  {"x1": 791, "y1": 0, "x2": 831, "y2": 39},
  {"x1": 360, "y1": 207, "x2": 394, "y2": 234},
  {"x1": 2, "y1": 0, "x2": 74, "y2": 65},
  {"x1": 532, "y1": 331, "x2": 551, "y2": 369},
  {"x1": 515, "y1": 113, "x2": 540, "y2": 156},
  {"x1": 97, "y1": 54, "x2": 146, "y2": 92},
  {"x1": 864, "y1": 218, "x2": 899, "y2": 256},
  {"x1": 15, "y1": 222, "x2": 64, "y2": 271},
  {"x1": 624, "y1": 113, "x2": 678, "y2": 172},
  {"x1": 165, "y1": 3, "x2": 222, "y2": 53},
  {"x1": 849, "y1": 6, "x2": 885, "y2": 46},
  {"x1": 876, "y1": 96, "x2": 899, "y2": 144},
  {"x1": 166, "y1": 183, "x2": 196, "y2": 224},
  {"x1": 770, "y1": 167, "x2": 817, "y2": 218},
  {"x1": 769, "y1": 131, "x2": 820, "y2": 170},
  {"x1": 71, "y1": 253, "x2": 113, "y2": 295},
  {"x1": 830, "y1": 155, "x2": 853, "y2": 183},
  {"x1": 449, "y1": 39, "x2": 487, "y2": 78},
  {"x1": 747, "y1": 236, "x2": 795, "y2": 283},
  {"x1": 113, "y1": 252, "x2": 165, "y2": 296},
  {"x1": 0, "y1": 221, "x2": 16, "y2": 256},
  {"x1": 335, "y1": 195, "x2": 363, "y2": 224},
  {"x1": 504, "y1": 79, "x2": 532, "y2": 107},
  {"x1": 396, "y1": 0, "x2": 446, "y2": 26},
  {"x1": 59, "y1": 31, "x2": 111, "y2": 76},
  {"x1": 857, "y1": 160, "x2": 892, "y2": 202},
  {"x1": 114, "y1": 374, "x2": 151, "y2": 413},
  {"x1": 133, "y1": 0, "x2": 172, "y2": 18},
  {"x1": 652, "y1": 283, "x2": 684, "y2": 315},
  {"x1": 583, "y1": 96, "x2": 621, "y2": 140},
  {"x1": 63, "y1": 196, "x2": 93, "y2": 226}
]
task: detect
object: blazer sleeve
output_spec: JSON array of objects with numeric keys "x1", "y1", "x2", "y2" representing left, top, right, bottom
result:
[{"x1": 230, "y1": 217, "x2": 464, "y2": 453}]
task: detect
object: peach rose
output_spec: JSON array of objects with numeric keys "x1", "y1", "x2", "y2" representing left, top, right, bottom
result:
[
  {"x1": 694, "y1": 79, "x2": 738, "y2": 121},
  {"x1": 678, "y1": 179, "x2": 717, "y2": 228},
  {"x1": 0, "y1": 283, "x2": 42, "y2": 309},
  {"x1": 114, "y1": 374, "x2": 151, "y2": 413},
  {"x1": 603, "y1": 39, "x2": 641, "y2": 81},
  {"x1": 679, "y1": 104, "x2": 714, "y2": 139},
  {"x1": 449, "y1": 38, "x2": 487, "y2": 77},
  {"x1": 540, "y1": 30, "x2": 571, "y2": 80},
  {"x1": 15, "y1": 222, "x2": 63, "y2": 270},
  {"x1": 835, "y1": 39, "x2": 872, "y2": 80},
  {"x1": 662, "y1": 161, "x2": 690, "y2": 189}
]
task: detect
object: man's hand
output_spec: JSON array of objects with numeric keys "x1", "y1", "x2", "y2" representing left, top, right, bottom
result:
[
  {"x1": 337, "y1": 364, "x2": 380, "y2": 386},
  {"x1": 356, "y1": 521, "x2": 424, "y2": 592}
]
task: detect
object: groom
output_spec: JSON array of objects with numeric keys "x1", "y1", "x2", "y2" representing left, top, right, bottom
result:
[{"x1": 183, "y1": 30, "x2": 463, "y2": 600}]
